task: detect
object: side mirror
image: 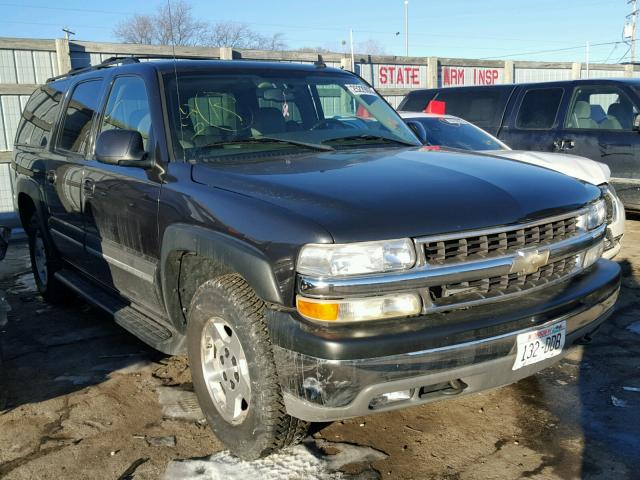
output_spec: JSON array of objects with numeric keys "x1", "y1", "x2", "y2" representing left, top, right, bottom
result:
[
  {"x1": 634, "y1": 114, "x2": 640, "y2": 132},
  {"x1": 404, "y1": 120, "x2": 427, "y2": 144},
  {"x1": 95, "y1": 130, "x2": 152, "y2": 168}
]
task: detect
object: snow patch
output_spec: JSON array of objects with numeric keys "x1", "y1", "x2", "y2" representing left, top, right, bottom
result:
[
  {"x1": 162, "y1": 440, "x2": 387, "y2": 480},
  {"x1": 627, "y1": 321, "x2": 640, "y2": 335}
]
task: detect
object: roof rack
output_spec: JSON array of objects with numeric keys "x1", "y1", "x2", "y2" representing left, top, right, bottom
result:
[
  {"x1": 46, "y1": 56, "x2": 140, "y2": 83},
  {"x1": 45, "y1": 54, "x2": 220, "y2": 83}
]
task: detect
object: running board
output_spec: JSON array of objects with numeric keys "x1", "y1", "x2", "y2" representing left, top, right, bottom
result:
[{"x1": 54, "y1": 269, "x2": 184, "y2": 354}]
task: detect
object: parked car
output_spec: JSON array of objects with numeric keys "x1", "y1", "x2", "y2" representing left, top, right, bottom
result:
[
  {"x1": 399, "y1": 111, "x2": 625, "y2": 258},
  {"x1": 13, "y1": 58, "x2": 620, "y2": 459},
  {"x1": 399, "y1": 79, "x2": 640, "y2": 211}
]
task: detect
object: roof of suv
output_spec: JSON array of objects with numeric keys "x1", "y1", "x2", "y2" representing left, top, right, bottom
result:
[{"x1": 48, "y1": 59, "x2": 348, "y2": 84}]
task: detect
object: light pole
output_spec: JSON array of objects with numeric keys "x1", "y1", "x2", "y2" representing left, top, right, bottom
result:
[{"x1": 404, "y1": 0, "x2": 409, "y2": 56}]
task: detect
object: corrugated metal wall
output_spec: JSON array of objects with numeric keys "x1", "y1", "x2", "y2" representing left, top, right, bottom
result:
[{"x1": 1, "y1": 36, "x2": 639, "y2": 222}]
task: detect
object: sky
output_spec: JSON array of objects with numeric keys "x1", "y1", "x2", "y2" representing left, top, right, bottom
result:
[{"x1": 0, "y1": 0, "x2": 634, "y2": 63}]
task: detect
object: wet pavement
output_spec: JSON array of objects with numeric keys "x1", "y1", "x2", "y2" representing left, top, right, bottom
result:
[{"x1": 0, "y1": 219, "x2": 639, "y2": 480}]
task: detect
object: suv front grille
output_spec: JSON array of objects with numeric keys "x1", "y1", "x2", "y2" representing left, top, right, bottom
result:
[
  {"x1": 428, "y1": 255, "x2": 580, "y2": 308},
  {"x1": 422, "y1": 216, "x2": 578, "y2": 265}
]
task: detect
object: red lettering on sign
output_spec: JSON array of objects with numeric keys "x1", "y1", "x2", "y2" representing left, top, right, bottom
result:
[
  {"x1": 397, "y1": 67, "x2": 404, "y2": 84},
  {"x1": 380, "y1": 67, "x2": 388, "y2": 85}
]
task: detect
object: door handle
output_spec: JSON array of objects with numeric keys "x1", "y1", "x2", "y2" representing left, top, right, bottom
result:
[
  {"x1": 83, "y1": 178, "x2": 95, "y2": 196},
  {"x1": 553, "y1": 139, "x2": 575, "y2": 151},
  {"x1": 46, "y1": 170, "x2": 56, "y2": 184}
]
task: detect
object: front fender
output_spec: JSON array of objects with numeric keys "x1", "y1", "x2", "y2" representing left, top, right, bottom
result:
[{"x1": 160, "y1": 224, "x2": 285, "y2": 330}]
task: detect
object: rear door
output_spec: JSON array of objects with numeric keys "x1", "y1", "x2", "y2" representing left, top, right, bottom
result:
[
  {"x1": 499, "y1": 85, "x2": 566, "y2": 152},
  {"x1": 554, "y1": 83, "x2": 640, "y2": 208},
  {"x1": 46, "y1": 78, "x2": 103, "y2": 265}
]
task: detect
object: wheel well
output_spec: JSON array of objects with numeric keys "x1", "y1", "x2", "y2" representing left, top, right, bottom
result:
[
  {"x1": 163, "y1": 252, "x2": 236, "y2": 331},
  {"x1": 17, "y1": 193, "x2": 36, "y2": 230}
]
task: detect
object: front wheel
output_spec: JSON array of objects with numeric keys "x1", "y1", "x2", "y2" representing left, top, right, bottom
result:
[{"x1": 187, "y1": 275, "x2": 309, "y2": 460}]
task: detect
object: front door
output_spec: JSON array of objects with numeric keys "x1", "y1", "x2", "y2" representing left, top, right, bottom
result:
[
  {"x1": 45, "y1": 79, "x2": 103, "y2": 266},
  {"x1": 82, "y1": 75, "x2": 164, "y2": 315},
  {"x1": 554, "y1": 84, "x2": 640, "y2": 209}
]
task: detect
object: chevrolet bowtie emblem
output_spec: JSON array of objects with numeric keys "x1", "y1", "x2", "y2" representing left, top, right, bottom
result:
[{"x1": 510, "y1": 249, "x2": 550, "y2": 275}]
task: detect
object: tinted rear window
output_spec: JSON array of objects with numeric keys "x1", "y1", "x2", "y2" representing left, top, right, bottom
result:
[
  {"x1": 399, "y1": 90, "x2": 437, "y2": 111},
  {"x1": 15, "y1": 84, "x2": 65, "y2": 148},
  {"x1": 516, "y1": 88, "x2": 563, "y2": 130},
  {"x1": 432, "y1": 87, "x2": 511, "y2": 130}
]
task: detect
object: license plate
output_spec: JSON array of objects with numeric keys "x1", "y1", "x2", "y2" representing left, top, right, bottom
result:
[{"x1": 512, "y1": 321, "x2": 566, "y2": 371}]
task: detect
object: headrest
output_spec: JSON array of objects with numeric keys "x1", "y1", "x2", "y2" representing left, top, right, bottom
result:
[{"x1": 573, "y1": 101, "x2": 592, "y2": 119}]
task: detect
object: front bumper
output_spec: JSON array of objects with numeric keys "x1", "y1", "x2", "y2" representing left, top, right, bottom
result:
[{"x1": 271, "y1": 259, "x2": 620, "y2": 422}]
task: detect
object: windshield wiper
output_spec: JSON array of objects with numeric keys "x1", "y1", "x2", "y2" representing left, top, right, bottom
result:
[
  {"x1": 322, "y1": 134, "x2": 417, "y2": 147},
  {"x1": 200, "y1": 137, "x2": 335, "y2": 152}
]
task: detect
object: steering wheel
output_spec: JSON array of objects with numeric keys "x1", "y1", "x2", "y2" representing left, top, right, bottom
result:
[{"x1": 311, "y1": 118, "x2": 358, "y2": 130}]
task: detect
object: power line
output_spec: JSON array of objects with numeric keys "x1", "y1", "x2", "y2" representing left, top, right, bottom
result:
[{"x1": 479, "y1": 41, "x2": 625, "y2": 60}]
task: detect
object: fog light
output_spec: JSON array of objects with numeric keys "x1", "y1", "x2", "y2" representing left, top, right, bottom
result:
[
  {"x1": 583, "y1": 241, "x2": 604, "y2": 269},
  {"x1": 369, "y1": 390, "x2": 412, "y2": 409},
  {"x1": 296, "y1": 293, "x2": 422, "y2": 323}
]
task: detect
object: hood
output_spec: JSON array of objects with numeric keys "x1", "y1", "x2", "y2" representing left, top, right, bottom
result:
[
  {"x1": 485, "y1": 150, "x2": 610, "y2": 185},
  {"x1": 192, "y1": 148, "x2": 601, "y2": 243}
]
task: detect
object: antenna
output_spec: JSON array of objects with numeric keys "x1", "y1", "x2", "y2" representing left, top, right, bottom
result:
[
  {"x1": 314, "y1": 54, "x2": 327, "y2": 68},
  {"x1": 166, "y1": 0, "x2": 184, "y2": 151}
]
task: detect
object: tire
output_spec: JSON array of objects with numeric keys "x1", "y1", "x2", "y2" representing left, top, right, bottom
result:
[
  {"x1": 27, "y1": 212, "x2": 67, "y2": 303},
  {"x1": 187, "y1": 274, "x2": 310, "y2": 460}
]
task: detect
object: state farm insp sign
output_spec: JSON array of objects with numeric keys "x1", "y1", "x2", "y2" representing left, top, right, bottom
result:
[{"x1": 440, "y1": 66, "x2": 504, "y2": 87}]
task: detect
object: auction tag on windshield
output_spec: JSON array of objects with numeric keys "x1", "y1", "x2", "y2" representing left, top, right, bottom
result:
[
  {"x1": 512, "y1": 321, "x2": 566, "y2": 371},
  {"x1": 346, "y1": 84, "x2": 377, "y2": 96}
]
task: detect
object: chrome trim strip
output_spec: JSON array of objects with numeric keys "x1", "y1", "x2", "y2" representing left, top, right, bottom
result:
[
  {"x1": 86, "y1": 246, "x2": 156, "y2": 283},
  {"x1": 298, "y1": 224, "x2": 606, "y2": 298},
  {"x1": 413, "y1": 207, "x2": 587, "y2": 246}
]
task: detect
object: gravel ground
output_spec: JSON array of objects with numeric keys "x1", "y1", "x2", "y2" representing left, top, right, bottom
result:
[{"x1": 1, "y1": 218, "x2": 639, "y2": 480}]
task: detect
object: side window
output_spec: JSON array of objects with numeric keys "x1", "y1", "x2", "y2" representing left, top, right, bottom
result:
[
  {"x1": 565, "y1": 86, "x2": 638, "y2": 130},
  {"x1": 15, "y1": 84, "x2": 65, "y2": 148},
  {"x1": 57, "y1": 80, "x2": 102, "y2": 154},
  {"x1": 516, "y1": 88, "x2": 563, "y2": 130},
  {"x1": 100, "y1": 76, "x2": 152, "y2": 149}
]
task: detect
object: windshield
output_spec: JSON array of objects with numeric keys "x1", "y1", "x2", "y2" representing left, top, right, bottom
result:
[
  {"x1": 410, "y1": 116, "x2": 508, "y2": 151},
  {"x1": 164, "y1": 70, "x2": 420, "y2": 163}
]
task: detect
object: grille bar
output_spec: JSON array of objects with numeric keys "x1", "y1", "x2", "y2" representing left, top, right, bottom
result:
[{"x1": 420, "y1": 216, "x2": 578, "y2": 266}]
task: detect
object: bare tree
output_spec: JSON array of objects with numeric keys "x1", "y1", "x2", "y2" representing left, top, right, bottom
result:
[
  {"x1": 205, "y1": 22, "x2": 287, "y2": 50},
  {"x1": 297, "y1": 46, "x2": 333, "y2": 54},
  {"x1": 114, "y1": 0, "x2": 207, "y2": 46},
  {"x1": 155, "y1": 1, "x2": 208, "y2": 46},
  {"x1": 356, "y1": 39, "x2": 387, "y2": 55},
  {"x1": 114, "y1": 14, "x2": 156, "y2": 45}
]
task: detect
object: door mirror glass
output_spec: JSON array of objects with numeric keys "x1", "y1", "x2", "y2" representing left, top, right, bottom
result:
[
  {"x1": 95, "y1": 129, "x2": 150, "y2": 167},
  {"x1": 404, "y1": 120, "x2": 427, "y2": 144}
]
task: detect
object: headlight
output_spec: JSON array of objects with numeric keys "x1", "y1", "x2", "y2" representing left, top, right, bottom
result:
[
  {"x1": 296, "y1": 293, "x2": 422, "y2": 322},
  {"x1": 578, "y1": 199, "x2": 606, "y2": 231},
  {"x1": 297, "y1": 239, "x2": 416, "y2": 277}
]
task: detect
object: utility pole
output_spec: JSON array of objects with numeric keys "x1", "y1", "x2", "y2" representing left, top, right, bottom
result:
[
  {"x1": 349, "y1": 28, "x2": 355, "y2": 72},
  {"x1": 627, "y1": 0, "x2": 638, "y2": 63},
  {"x1": 404, "y1": 0, "x2": 409, "y2": 56},
  {"x1": 62, "y1": 27, "x2": 75, "y2": 40}
]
